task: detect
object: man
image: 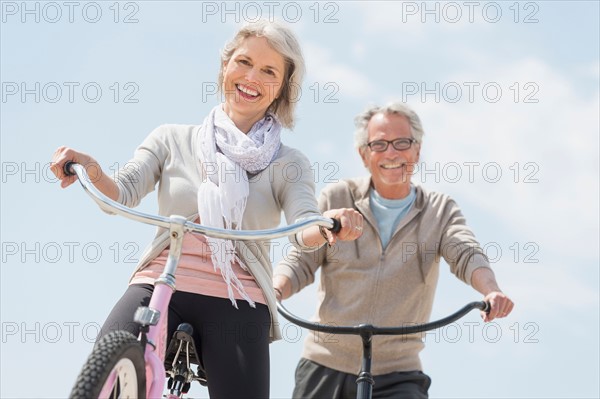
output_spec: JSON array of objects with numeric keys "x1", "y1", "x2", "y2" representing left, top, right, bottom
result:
[{"x1": 273, "y1": 102, "x2": 514, "y2": 398}]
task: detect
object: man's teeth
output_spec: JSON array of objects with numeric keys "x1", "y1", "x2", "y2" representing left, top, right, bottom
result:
[
  {"x1": 237, "y1": 84, "x2": 259, "y2": 97},
  {"x1": 381, "y1": 163, "x2": 404, "y2": 169}
]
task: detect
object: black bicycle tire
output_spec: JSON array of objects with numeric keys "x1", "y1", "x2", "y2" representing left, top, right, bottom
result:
[{"x1": 69, "y1": 330, "x2": 146, "y2": 399}]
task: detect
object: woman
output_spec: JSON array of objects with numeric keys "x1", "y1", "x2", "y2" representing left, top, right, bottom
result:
[{"x1": 51, "y1": 20, "x2": 363, "y2": 398}]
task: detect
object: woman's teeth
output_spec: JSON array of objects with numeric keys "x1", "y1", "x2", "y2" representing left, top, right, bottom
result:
[{"x1": 237, "y1": 84, "x2": 259, "y2": 97}]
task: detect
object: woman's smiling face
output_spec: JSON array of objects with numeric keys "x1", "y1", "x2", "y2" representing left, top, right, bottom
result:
[{"x1": 221, "y1": 35, "x2": 286, "y2": 132}]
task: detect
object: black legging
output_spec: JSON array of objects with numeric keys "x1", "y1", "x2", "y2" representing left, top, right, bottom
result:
[{"x1": 99, "y1": 284, "x2": 271, "y2": 398}]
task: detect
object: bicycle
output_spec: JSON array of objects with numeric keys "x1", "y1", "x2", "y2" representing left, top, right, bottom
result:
[
  {"x1": 62, "y1": 162, "x2": 341, "y2": 399},
  {"x1": 276, "y1": 300, "x2": 490, "y2": 399}
]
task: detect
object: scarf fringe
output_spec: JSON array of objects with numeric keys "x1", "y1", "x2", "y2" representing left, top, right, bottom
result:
[
  {"x1": 206, "y1": 236, "x2": 256, "y2": 309},
  {"x1": 197, "y1": 105, "x2": 281, "y2": 308}
]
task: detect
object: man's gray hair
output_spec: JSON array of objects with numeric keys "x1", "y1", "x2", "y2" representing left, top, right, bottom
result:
[{"x1": 354, "y1": 103, "x2": 425, "y2": 149}]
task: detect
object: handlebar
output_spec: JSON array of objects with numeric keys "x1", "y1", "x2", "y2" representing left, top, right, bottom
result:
[
  {"x1": 277, "y1": 301, "x2": 490, "y2": 399},
  {"x1": 63, "y1": 162, "x2": 341, "y2": 240},
  {"x1": 276, "y1": 301, "x2": 490, "y2": 336}
]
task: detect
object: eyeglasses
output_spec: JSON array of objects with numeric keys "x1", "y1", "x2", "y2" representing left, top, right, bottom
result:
[{"x1": 366, "y1": 138, "x2": 417, "y2": 152}]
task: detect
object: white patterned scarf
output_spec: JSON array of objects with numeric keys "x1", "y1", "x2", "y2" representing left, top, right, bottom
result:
[{"x1": 197, "y1": 105, "x2": 281, "y2": 308}]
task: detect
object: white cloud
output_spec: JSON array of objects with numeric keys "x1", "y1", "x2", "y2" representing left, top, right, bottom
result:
[
  {"x1": 576, "y1": 60, "x2": 600, "y2": 80},
  {"x1": 351, "y1": 1, "x2": 500, "y2": 38},
  {"x1": 401, "y1": 57, "x2": 599, "y2": 259},
  {"x1": 496, "y1": 259, "x2": 599, "y2": 312},
  {"x1": 302, "y1": 41, "x2": 376, "y2": 99},
  {"x1": 351, "y1": 40, "x2": 367, "y2": 61}
]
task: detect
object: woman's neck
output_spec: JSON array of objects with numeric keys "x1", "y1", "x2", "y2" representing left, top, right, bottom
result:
[{"x1": 222, "y1": 104, "x2": 264, "y2": 134}]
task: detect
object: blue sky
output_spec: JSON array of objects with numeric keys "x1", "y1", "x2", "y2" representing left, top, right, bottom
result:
[{"x1": 1, "y1": 1, "x2": 599, "y2": 398}]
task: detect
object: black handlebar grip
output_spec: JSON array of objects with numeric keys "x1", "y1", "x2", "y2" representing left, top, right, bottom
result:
[
  {"x1": 483, "y1": 301, "x2": 491, "y2": 314},
  {"x1": 328, "y1": 218, "x2": 342, "y2": 234},
  {"x1": 63, "y1": 161, "x2": 75, "y2": 177}
]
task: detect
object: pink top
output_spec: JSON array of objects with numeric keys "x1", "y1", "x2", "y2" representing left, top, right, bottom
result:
[{"x1": 130, "y1": 231, "x2": 266, "y2": 305}]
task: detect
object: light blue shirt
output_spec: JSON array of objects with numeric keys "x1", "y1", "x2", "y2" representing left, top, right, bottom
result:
[{"x1": 370, "y1": 186, "x2": 416, "y2": 249}]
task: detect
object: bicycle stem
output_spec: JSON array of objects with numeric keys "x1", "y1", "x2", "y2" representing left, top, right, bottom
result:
[
  {"x1": 149, "y1": 216, "x2": 189, "y2": 397},
  {"x1": 356, "y1": 328, "x2": 375, "y2": 399}
]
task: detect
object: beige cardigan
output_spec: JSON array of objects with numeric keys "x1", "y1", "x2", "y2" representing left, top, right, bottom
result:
[
  {"x1": 112, "y1": 124, "x2": 322, "y2": 342},
  {"x1": 275, "y1": 177, "x2": 492, "y2": 374}
]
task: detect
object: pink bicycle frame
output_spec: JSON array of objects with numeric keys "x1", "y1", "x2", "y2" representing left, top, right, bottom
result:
[
  {"x1": 66, "y1": 161, "x2": 340, "y2": 398},
  {"x1": 142, "y1": 217, "x2": 186, "y2": 398},
  {"x1": 96, "y1": 216, "x2": 186, "y2": 399}
]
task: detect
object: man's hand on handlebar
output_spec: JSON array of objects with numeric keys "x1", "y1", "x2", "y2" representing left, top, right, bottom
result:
[{"x1": 482, "y1": 291, "x2": 514, "y2": 322}]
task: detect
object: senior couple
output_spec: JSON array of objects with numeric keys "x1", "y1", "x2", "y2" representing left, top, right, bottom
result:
[{"x1": 51, "y1": 20, "x2": 513, "y2": 399}]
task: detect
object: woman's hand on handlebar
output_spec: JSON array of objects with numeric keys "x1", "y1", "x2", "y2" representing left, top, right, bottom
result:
[
  {"x1": 50, "y1": 147, "x2": 120, "y2": 200},
  {"x1": 297, "y1": 209, "x2": 363, "y2": 248},
  {"x1": 50, "y1": 147, "x2": 101, "y2": 188},
  {"x1": 322, "y1": 208, "x2": 363, "y2": 245}
]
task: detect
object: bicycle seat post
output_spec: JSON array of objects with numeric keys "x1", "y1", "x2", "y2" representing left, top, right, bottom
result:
[{"x1": 356, "y1": 326, "x2": 375, "y2": 399}]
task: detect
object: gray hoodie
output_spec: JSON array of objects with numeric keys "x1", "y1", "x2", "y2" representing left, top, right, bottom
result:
[{"x1": 275, "y1": 177, "x2": 491, "y2": 374}]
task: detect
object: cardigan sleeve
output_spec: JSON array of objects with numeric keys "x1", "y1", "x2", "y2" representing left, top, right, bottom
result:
[
  {"x1": 113, "y1": 125, "x2": 170, "y2": 208},
  {"x1": 273, "y1": 182, "x2": 332, "y2": 294},
  {"x1": 273, "y1": 147, "x2": 323, "y2": 248},
  {"x1": 438, "y1": 196, "x2": 492, "y2": 285}
]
